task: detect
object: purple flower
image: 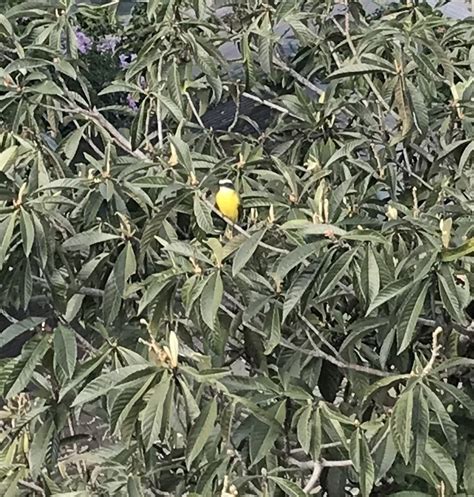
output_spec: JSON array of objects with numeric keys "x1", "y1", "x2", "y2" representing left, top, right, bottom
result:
[
  {"x1": 75, "y1": 29, "x2": 93, "y2": 54},
  {"x1": 97, "y1": 34, "x2": 121, "y2": 54},
  {"x1": 126, "y1": 94, "x2": 138, "y2": 111},
  {"x1": 119, "y1": 53, "x2": 137, "y2": 69}
]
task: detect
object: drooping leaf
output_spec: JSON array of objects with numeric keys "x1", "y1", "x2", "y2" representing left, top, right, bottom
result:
[
  {"x1": 72, "y1": 365, "x2": 152, "y2": 407},
  {"x1": 328, "y1": 63, "x2": 395, "y2": 79},
  {"x1": 425, "y1": 437, "x2": 458, "y2": 492},
  {"x1": 264, "y1": 306, "x2": 281, "y2": 355},
  {"x1": 350, "y1": 429, "x2": 374, "y2": 497},
  {"x1": 29, "y1": 416, "x2": 55, "y2": 477},
  {"x1": 199, "y1": 271, "x2": 223, "y2": 330},
  {"x1": 296, "y1": 404, "x2": 312, "y2": 455},
  {"x1": 185, "y1": 398, "x2": 218, "y2": 469},
  {"x1": 397, "y1": 280, "x2": 429, "y2": 353},
  {"x1": 268, "y1": 477, "x2": 306, "y2": 497},
  {"x1": 391, "y1": 388, "x2": 413, "y2": 464},
  {"x1": 360, "y1": 245, "x2": 380, "y2": 307},
  {"x1": 193, "y1": 194, "x2": 214, "y2": 234},
  {"x1": 19, "y1": 208, "x2": 34, "y2": 257},
  {"x1": 412, "y1": 386, "x2": 429, "y2": 471},
  {"x1": 283, "y1": 270, "x2": 315, "y2": 322},
  {"x1": 53, "y1": 325, "x2": 77, "y2": 381},
  {"x1": 6, "y1": 336, "x2": 51, "y2": 399},
  {"x1": 366, "y1": 279, "x2": 412, "y2": 316},
  {"x1": 273, "y1": 241, "x2": 326, "y2": 283},
  {"x1": 232, "y1": 229, "x2": 265, "y2": 276},
  {"x1": 0, "y1": 317, "x2": 43, "y2": 350}
]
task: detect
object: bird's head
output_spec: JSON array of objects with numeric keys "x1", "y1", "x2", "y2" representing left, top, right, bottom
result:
[{"x1": 218, "y1": 179, "x2": 235, "y2": 190}]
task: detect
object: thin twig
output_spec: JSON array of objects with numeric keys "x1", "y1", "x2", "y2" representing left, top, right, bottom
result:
[
  {"x1": 157, "y1": 57, "x2": 164, "y2": 149},
  {"x1": 242, "y1": 91, "x2": 305, "y2": 121},
  {"x1": 288, "y1": 457, "x2": 352, "y2": 492},
  {"x1": 185, "y1": 92, "x2": 206, "y2": 128},
  {"x1": 19, "y1": 480, "x2": 46, "y2": 496},
  {"x1": 73, "y1": 120, "x2": 104, "y2": 158},
  {"x1": 402, "y1": 147, "x2": 434, "y2": 191},
  {"x1": 304, "y1": 462, "x2": 323, "y2": 492},
  {"x1": 421, "y1": 326, "x2": 443, "y2": 377},
  {"x1": 228, "y1": 85, "x2": 241, "y2": 132}
]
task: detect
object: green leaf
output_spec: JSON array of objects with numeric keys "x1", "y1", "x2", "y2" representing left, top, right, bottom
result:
[
  {"x1": 182, "y1": 274, "x2": 207, "y2": 316},
  {"x1": 112, "y1": 373, "x2": 156, "y2": 439},
  {"x1": 458, "y1": 140, "x2": 474, "y2": 175},
  {"x1": 281, "y1": 220, "x2": 347, "y2": 237},
  {"x1": 437, "y1": 267, "x2": 466, "y2": 324},
  {"x1": 425, "y1": 437, "x2": 457, "y2": 492},
  {"x1": 429, "y1": 379, "x2": 474, "y2": 412},
  {"x1": 62, "y1": 230, "x2": 120, "y2": 251},
  {"x1": 114, "y1": 242, "x2": 137, "y2": 297},
  {"x1": 360, "y1": 245, "x2": 380, "y2": 307},
  {"x1": 127, "y1": 476, "x2": 145, "y2": 497},
  {"x1": 167, "y1": 60, "x2": 183, "y2": 108},
  {"x1": 103, "y1": 270, "x2": 121, "y2": 326},
  {"x1": 6, "y1": 336, "x2": 50, "y2": 399},
  {"x1": 464, "y1": 444, "x2": 474, "y2": 495},
  {"x1": 58, "y1": 352, "x2": 110, "y2": 402},
  {"x1": 441, "y1": 238, "x2": 474, "y2": 262},
  {"x1": 0, "y1": 317, "x2": 43, "y2": 350},
  {"x1": 72, "y1": 365, "x2": 151, "y2": 407},
  {"x1": 412, "y1": 386, "x2": 429, "y2": 471},
  {"x1": 177, "y1": 376, "x2": 201, "y2": 422},
  {"x1": 160, "y1": 94, "x2": 184, "y2": 122},
  {"x1": 421, "y1": 385, "x2": 457, "y2": 451},
  {"x1": 0, "y1": 145, "x2": 18, "y2": 172},
  {"x1": 361, "y1": 374, "x2": 411, "y2": 408},
  {"x1": 296, "y1": 404, "x2": 312, "y2": 455},
  {"x1": 268, "y1": 477, "x2": 306, "y2": 497},
  {"x1": 328, "y1": 63, "x2": 395, "y2": 79},
  {"x1": 407, "y1": 80, "x2": 429, "y2": 134},
  {"x1": 366, "y1": 278, "x2": 412, "y2": 316},
  {"x1": 309, "y1": 407, "x2": 322, "y2": 461},
  {"x1": 0, "y1": 211, "x2": 17, "y2": 270},
  {"x1": 374, "y1": 426, "x2": 397, "y2": 481},
  {"x1": 350, "y1": 429, "x2": 374, "y2": 497},
  {"x1": 250, "y1": 401, "x2": 286, "y2": 466},
  {"x1": 29, "y1": 416, "x2": 55, "y2": 477},
  {"x1": 193, "y1": 194, "x2": 214, "y2": 234},
  {"x1": 60, "y1": 125, "x2": 86, "y2": 161},
  {"x1": 232, "y1": 229, "x2": 265, "y2": 276},
  {"x1": 283, "y1": 270, "x2": 315, "y2": 322},
  {"x1": 199, "y1": 271, "x2": 223, "y2": 330},
  {"x1": 169, "y1": 135, "x2": 193, "y2": 172},
  {"x1": 264, "y1": 306, "x2": 281, "y2": 355},
  {"x1": 391, "y1": 388, "x2": 413, "y2": 464},
  {"x1": 53, "y1": 325, "x2": 77, "y2": 381},
  {"x1": 31, "y1": 211, "x2": 48, "y2": 269},
  {"x1": 273, "y1": 241, "x2": 326, "y2": 283},
  {"x1": 397, "y1": 280, "x2": 429, "y2": 353},
  {"x1": 186, "y1": 397, "x2": 218, "y2": 469},
  {"x1": 319, "y1": 248, "x2": 357, "y2": 297},
  {"x1": 141, "y1": 372, "x2": 171, "y2": 450}
]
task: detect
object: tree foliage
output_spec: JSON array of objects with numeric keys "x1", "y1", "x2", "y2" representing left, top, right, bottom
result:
[{"x1": 0, "y1": 0, "x2": 473, "y2": 495}]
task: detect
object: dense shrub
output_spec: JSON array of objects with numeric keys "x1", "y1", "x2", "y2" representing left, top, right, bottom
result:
[{"x1": 0, "y1": 1, "x2": 473, "y2": 496}]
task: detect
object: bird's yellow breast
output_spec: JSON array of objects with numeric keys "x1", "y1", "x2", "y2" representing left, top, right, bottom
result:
[{"x1": 215, "y1": 187, "x2": 240, "y2": 222}]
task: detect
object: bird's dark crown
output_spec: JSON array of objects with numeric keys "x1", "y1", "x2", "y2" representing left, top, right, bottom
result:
[{"x1": 219, "y1": 179, "x2": 235, "y2": 188}]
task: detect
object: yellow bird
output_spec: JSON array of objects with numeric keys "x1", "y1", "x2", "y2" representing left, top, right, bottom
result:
[{"x1": 215, "y1": 179, "x2": 240, "y2": 224}]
